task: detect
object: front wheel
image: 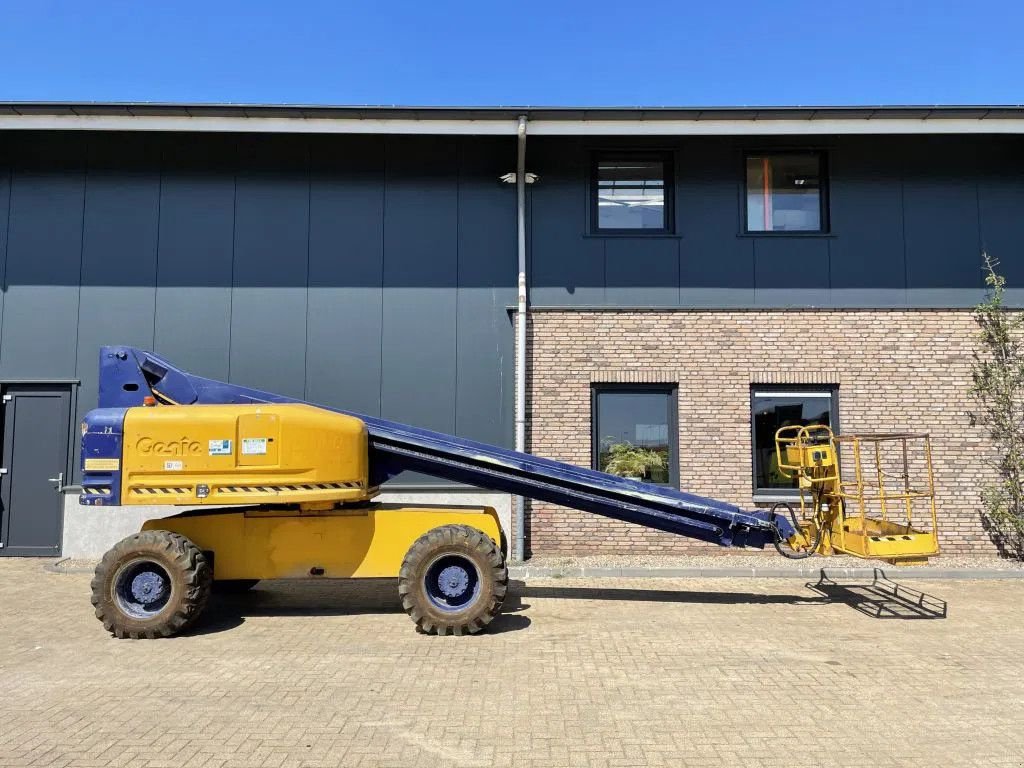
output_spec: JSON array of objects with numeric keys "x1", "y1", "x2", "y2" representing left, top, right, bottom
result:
[
  {"x1": 91, "y1": 530, "x2": 212, "y2": 639},
  {"x1": 399, "y1": 525, "x2": 507, "y2": 636}
]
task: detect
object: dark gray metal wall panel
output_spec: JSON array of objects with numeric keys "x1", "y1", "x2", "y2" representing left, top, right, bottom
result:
[
  {"x1": 380, "y1": 136, "x2": 459, "y2": 434},
  {"x1": 0, "y1": 133, "x2": 86, "y2": 380},
  {"x1": 154, "y1": 134, "x2": 237, "y2": 381},
  {"x1": 524, "y1": 135, "x2": 1024, "y2": 309},
  {"x1": 229, "y1": 135, "x2": 310, "y2": 398},
  {"x1": 753, "y1": 238, "x2": 830, "y2": 307},
  {"x1": 305, "y1": 135, "x2": 385, "y2": 415},
  {"x1": 74, "y1": 133, "x2": 161, "y2": 437},
  {"x1": 976, "y1": 138, "x2": 1024, "y2": 305},
  {"x1": 677, "y1": 139, "x2": 755, "y2": 306},
  {"x1": 529, "y1": 138, "x2": 604, "y2": 305},
  {"x1": 455, "y1": 137, "x2": 517, "y2": 446},
  {"x1": 0, "y1": 157, "x2": 9, "y2": 350},
  {"x1": 605, "y1": 238, "x2": 680, "y2": 306},
  {"x1": 828, "y1": 138, "x2": 907, "y2": 306},
  {"x1": 902, "y1": 136, "x2": 984, "y2": 307}
]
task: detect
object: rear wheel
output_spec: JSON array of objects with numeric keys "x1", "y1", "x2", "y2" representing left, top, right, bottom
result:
[
  {"x1": 399, "y1": 524, "x2": 507, "y2": 636},
  {"x1": 91, "y1": 530, "x2": 212, "y2": 639}
]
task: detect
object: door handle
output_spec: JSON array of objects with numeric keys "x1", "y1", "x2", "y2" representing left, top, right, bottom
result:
[{"x1": 47, "y1": 472, "x2": 64, "y2": 491}]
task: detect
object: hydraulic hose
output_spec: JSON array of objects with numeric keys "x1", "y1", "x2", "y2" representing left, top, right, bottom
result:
[{"x1": 771, "y1": 501, "x2": 823, "y2": 559}]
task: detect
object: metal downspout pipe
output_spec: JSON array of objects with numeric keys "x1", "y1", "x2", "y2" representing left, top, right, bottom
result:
[{"x1": 514, "y1": 115, "x2": 528, "y2": 561}]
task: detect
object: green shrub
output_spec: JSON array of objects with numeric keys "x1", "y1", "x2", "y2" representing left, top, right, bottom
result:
[{"x1": 970, "y1": 254, "x2": 1024, "y2": 557}]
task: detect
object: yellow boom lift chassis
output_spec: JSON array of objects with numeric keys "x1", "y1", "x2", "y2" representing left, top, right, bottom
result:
[
  {"x1": 89, "y1": 404, "x2": 506, "y2": 638},
  {"x1": 771, "y1": 425, "x2": 940, "y2": 563}
]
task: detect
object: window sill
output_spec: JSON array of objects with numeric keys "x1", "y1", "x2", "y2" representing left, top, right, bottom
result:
[
  {"x1": 737, "y1": 232, "x2": 835, "y2": 239},
  {"x1": 752, "y1": 493, "x2": 802, "y2": 503},
  {"x1": 583, "y1": 232, "x2": 682, "y2": 239}
]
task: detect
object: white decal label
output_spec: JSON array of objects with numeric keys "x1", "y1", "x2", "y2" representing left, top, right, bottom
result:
[
  {"x1": 164, "y1": 460, "x2": 184, "y2": 471},
  {"x1": 209, "y1": 439, "x2": 232, "y2": 456},
  {"x1": 241, "y1": 438, "x2": 268, "y2": 456}
]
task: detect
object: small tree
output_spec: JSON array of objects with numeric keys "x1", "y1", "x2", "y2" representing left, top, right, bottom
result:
[{"x1": 969, "y1": 253, "x2": 1024, "y2": 557}]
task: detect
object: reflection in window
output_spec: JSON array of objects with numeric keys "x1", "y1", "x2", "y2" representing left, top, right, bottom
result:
[
  {"x1": 593, "y1": 388, "x2": 675, "y2": 485},
  {"x1": 746, "y1": 153, "x2": 825, "y2": 232},
  {"x1": 751, "y1": 389, "x2": 835, "y2": 492},
  {"x1": 594, "y1": 155, "x2": 669, "y2": 231}
]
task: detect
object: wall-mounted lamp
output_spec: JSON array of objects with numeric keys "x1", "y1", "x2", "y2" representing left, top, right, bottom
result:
[{"x1": 499, "y1": 172, "x2": 538, "y2": 184}]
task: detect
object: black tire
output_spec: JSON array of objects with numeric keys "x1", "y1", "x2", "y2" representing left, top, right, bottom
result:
[
  {"x1": 91, "y1": 530, "x2": 212, "y2": 639},
  {"x1": 399, "y1": 524, "x2": 507, "y2": 636},
  {"x1": 212, "y1": 579, "x2": 260, "y2": 594}
]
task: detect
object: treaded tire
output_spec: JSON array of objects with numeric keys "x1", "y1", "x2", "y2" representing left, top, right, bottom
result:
[
  {"x1": 212, "y1": 579, "x2": 260, "y2": 594},
  {"x1": 399, "y1": 524, "x2": 507, "y2": 636},
  {"x1": 91, "y1": 530, "x2": 212, "y2": 639}
]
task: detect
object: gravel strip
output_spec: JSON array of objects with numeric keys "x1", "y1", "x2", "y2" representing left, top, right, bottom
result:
[
  {"x1": 514, "y1": 552, "x2": 1022, "y2": 571},
  {"x1": 509, "y1": 553, "x2": 1024, "y2": 580}
]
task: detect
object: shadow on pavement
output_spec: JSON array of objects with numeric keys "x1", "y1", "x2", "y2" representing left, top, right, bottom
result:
[
  {"x1": 513, "y1": 568, "x2": 947, "y2": 620},
  {"x1": 189, "y1": 577, "x2": 534, "y2": 636},
  {"x1": 188, "y1": 568, "x2": 946, "y2": 636},
  {"x1": 805, "y1": 568, "x2": 948, "y2": 619}
]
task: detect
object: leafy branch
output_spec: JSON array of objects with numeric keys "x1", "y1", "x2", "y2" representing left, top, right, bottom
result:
[{"x1": 969, "y1": 253, "x2": 1024, "y2": 557}]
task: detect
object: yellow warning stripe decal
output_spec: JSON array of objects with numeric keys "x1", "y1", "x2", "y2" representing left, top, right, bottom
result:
[
  {"x1": 219, "y1": 482, "x2": 361, "y2": 493},
  {"x1": 127, "y1": 482, "x2": 360, "y2": 496}
]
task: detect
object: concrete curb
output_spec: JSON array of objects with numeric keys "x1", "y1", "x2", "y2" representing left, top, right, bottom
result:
[{"x1": 507, "y1": 565, "x2": 1024, "y2": 580}]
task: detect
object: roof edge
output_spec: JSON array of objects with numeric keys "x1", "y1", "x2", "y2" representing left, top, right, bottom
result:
[{"x1": 2, "y1": 102, "x2": 1024, "y2": 135}]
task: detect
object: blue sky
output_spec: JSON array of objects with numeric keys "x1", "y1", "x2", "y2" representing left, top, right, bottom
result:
[{"x1": 1, "y1": 0, "x2": 1020, "y2": 106}]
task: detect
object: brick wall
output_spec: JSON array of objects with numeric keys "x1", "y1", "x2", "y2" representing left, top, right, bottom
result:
[{"x1": 524, "y1": 309, "x2": 999, "y2": 556}]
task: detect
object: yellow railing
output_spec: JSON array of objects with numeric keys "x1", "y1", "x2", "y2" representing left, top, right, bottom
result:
[{"x1": 772, "y1": 425, "x2": 939, "y2": 563}]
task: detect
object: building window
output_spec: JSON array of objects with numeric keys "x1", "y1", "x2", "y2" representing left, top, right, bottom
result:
[
  {"x1": 592, "y1": 153, "x2": 673, "y2": 233},
  {"x1": 592, "y1": 385, "x2": 677, "y2": 486},
  {"x1": 745, "y1": 152, "x2": 827, "y2": 233},
  {"x1": 751, "y1": 387, "x2": 837, "y2": 494}
]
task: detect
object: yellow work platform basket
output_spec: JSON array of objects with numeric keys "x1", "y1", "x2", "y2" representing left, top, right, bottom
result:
[{"x1": 773, "y1": 425, "x2": 940, "y2": 563}]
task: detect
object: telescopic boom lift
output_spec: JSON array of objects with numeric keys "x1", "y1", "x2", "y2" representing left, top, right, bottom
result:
[{"x1": 81, "y1": 347, "x2": 937, "y2": 638}]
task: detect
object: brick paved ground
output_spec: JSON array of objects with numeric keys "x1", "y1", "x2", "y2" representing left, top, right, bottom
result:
[{"x1": 2, "y1": 559, "x2": 1023, "y2": 768}]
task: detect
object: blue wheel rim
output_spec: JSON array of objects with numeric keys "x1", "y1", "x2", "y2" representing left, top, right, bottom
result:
[
  {"x1": 113, "y1": 559, "x2": 172, "y2": 619},
  {"x1": 423, "y1": 554, "x2": 481, "y2": 613}
]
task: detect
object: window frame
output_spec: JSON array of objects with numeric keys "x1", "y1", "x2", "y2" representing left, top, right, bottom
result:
[
  {"x1": 742, "y1": 149, "x2": 830, "y2": 235},
  {"x1": 591, "y1": 383, "x2": 679, "y2": 488},
  {"x1": 590, "y1": 151, "x2": 675, "y2": 235},
  {"x1": 749, "y1": 384, "x2": 839, "y2": 499}
]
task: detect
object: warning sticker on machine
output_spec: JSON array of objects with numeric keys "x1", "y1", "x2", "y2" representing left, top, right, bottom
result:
[
  {"x1": 241, "y1": 437, "x2": 268, "y2": 456},
  {"x1": 208, "y1": 439, "x2": 232, "y2": 456},
  {"x1": 84, "y1": 458, "x2": 120, "y2": 471},
  {"x1": 164, "y1": 460, "x2": 184, "y2": 471}
]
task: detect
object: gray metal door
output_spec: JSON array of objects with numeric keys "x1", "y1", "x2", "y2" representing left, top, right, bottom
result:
[{"x1": 0, "y1": 385, "x2": 72, "y2": 556}]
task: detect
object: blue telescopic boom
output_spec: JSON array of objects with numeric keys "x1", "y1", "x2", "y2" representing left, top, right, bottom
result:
[{"x1": 88, "y1": 347, "x2": 793, "y2": 548}]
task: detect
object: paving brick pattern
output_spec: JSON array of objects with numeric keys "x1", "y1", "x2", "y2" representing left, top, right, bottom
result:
[
  {"x1": 3, "y1": 560, "x2": 1024, "y2": 767},
  {"x1": 524, "y1": 309, "x2": 1000, "y2": 555}
]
